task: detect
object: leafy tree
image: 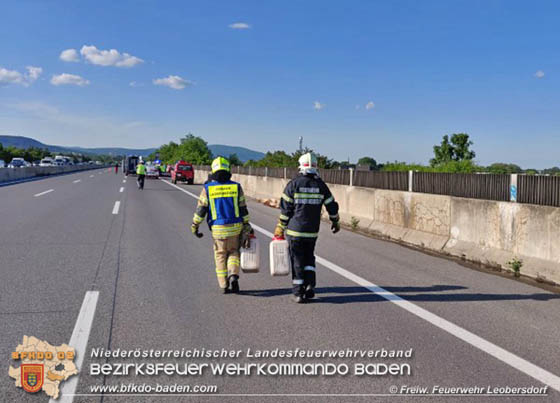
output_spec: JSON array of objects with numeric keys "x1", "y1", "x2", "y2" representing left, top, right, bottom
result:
[
  {"x1": 357, "y1": 156, "x2": 377, "y2": 170},
  {"x1": 175, "y1": 134, "x2": 213, "y2": 165},
  {"x1": 485, "y1": 163, "x2": 522, "y2": 174},
  {"x1": 228, "y1": 153, "x2": 242, "y2": 166},
  {"x1": 431, "y1": 133, "x2": 476, "y2": 166},
  {"x1": 245, "y1": 151, "x2": 296, "y2": 168},
  {"x1": 543, "y1": 167, "x2": 560, "y2": 176},
  {"x1": 382, "y1": 160, "x2": 480, "y2": 173}
]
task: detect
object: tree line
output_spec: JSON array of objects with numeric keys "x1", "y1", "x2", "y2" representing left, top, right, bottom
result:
[{"x1": 149, "y1": 132, "x2": 560, "y2": 176}]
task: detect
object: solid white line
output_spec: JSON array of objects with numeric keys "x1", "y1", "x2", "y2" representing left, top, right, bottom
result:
[
  {"x1": 51, "y1": 291, "x2": 99, "y2": 403},
  {"x1": 112, "y1": 201, "x2": 120, "y2": 215},
  {"x1": 160, "y1": 178, "x2": 560, "y2": 392},
  {"x1": 73, "y1": 179, "x2": 81, "y2": 184},
  {"x1": 34, "y1": 189, "x2": 54, "y2": 197},
  {"x1": 119, "y1": 187, "x2": 124, "y2": 193}
]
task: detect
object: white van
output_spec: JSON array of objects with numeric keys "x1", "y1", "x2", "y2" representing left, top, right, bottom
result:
[
  {"x1": 40, "y1": 157, "x2": 54, "y2": 167},
  {"x1": 53, "y1": 156, "x2": 65, "y2": 166}
]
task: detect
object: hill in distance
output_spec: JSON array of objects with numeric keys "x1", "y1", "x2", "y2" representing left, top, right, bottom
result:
[{"x1": 0, "y1": 135, "x2": 265, "y2": 162}]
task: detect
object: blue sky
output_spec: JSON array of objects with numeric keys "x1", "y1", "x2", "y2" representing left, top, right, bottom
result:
[{"x1": 0, "y1": 0, "x2": 558, "y2": 168}]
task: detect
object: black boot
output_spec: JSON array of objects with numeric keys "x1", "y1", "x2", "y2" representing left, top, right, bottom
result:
[
  {"x1": 230, "y1": 275, "x2": 240, "y2": 294},
  {"x1": 304, "y1": 285, "x2": 315, "y2": 300}
]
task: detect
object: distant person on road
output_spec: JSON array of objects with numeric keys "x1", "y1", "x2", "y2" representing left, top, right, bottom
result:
[
  {"x1": 274, "y1": 152, "x2": 340, "y2": 304},
  {"x1": 136, "y1": 160, "x2": 146, "y2": 189},
  {"x1": 115, "y1": 162, "x2": 119, "y2": 174},
  {"x1": 191, "y1": 157, "x2": 253, "y2": 294}
]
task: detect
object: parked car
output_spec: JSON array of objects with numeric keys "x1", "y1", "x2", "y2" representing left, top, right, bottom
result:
[
  {"x1": 0, "y1": 159, "x2": 6, "y2": 168},
  {"x1": 171, "y1": 161, "x2": 194, "y2": 184},
  {"x1": 32, "y1": 160, "x2": 41, "y2": 166},
  {"x1": 40, "y1": 158, "x2": 54, "y2": 167},
  {"x1": 8, "y1": 158, "x2": 26, "y2": 168},
  {"x1": 53, "y1": 156, "x2": 65, "y2": 166},
  {"x1": 145, "y1": 162, "x2": 160, "y2": 178}
]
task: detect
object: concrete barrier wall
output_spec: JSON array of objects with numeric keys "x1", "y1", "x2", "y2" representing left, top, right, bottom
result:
[
  {"x1": 194, "y1": 170, "x2": 560, "y2": 284},
  {"x1": 0, "y1": 165, "x2": 102, "y2": 183}
]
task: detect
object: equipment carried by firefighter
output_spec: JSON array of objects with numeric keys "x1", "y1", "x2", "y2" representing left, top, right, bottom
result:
[
  {"x1": 240, "y1": 235, "x2": 260, "y2": 273},
  {"x1": 269, "y1": 238, "x2": 290, "y2": 276}
]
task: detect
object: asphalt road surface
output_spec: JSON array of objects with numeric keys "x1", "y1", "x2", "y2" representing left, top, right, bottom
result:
[{"x1": 2, "y1": 169, "x2": 560, "y2": 402}]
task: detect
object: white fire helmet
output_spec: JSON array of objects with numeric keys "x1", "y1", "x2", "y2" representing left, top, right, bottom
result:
[{"x1": 298, "y1": 152, "x2": 318, "y2": 175}]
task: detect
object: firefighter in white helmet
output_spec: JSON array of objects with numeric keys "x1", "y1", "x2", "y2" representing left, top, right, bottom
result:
[{"x1": 274, "y1": 152, "x2": 340, "y2": 303}]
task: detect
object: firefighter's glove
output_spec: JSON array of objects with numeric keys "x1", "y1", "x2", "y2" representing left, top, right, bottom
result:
[
  {"x1": 274, "y1": 223, "x2": 285, "y2": 239},
  {"x1": 241, "y1": 224, "x2": 253, "y2": 248},
  {"x1": 191, "y1": 223, "x2": 203, "y2": 238},
  {"x1": 331, "y1": 220, "x2": 341, "y2": 234}
]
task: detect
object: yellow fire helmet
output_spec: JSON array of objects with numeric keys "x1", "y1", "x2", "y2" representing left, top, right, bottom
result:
[{"x1": 211, "y1": 156, "x2": 230, "y2": 173}]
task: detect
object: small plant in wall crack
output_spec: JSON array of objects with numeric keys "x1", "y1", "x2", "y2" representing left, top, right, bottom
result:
[
  {"x1": 507, "y1": 257, "x2": 523, "y2": 278},
  {"x1": 350, "y1": 216, "x2": 360, "y2": 231}
]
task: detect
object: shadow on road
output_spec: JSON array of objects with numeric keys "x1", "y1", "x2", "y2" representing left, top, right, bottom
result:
[{"x1": 239, "y1": 285, "x2": 560, "y2": 304}]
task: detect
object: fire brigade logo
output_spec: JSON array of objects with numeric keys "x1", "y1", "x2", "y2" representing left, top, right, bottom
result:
[
  {"x1": 9, "y1": 335, "x2": 78, "y2": 399},
  {"x1": 21, "y1": 364, "x2": 44, "y2": 393}
]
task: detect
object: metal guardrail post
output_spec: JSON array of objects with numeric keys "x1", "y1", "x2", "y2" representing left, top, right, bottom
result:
[
  {"x1": 510, "y1": 174, "x2": 518, "y2": 202},
  {"x1": 349, "y1": 168, "x2": 354, "y2": 186},
  {"x1": 408, "y1": 170, "x2": 413, "y2": 192}
]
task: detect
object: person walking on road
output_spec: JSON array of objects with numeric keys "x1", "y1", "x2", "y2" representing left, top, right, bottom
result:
[
  {"x1": 136, "y1": 160, "x2": 146, "y2": 189},
  {"x1": 115, "y1": 162, "x2": 119, "y2": 174},
  {"x1": 191, "y1": 157, "x2": 253, "y2": 294},
  {"x1": 274, "y1": 152, "x2": 340, "y2": 303}
]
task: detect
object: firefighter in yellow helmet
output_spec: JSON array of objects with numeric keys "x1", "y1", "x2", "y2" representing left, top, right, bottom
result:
[{"x1": 191, "y1": 157, "x2": 253, "y2": 293}]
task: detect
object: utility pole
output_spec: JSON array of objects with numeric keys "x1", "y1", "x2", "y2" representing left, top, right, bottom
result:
[{"x1": 299, "y1": 136, "x2": 303, "y2": 153}]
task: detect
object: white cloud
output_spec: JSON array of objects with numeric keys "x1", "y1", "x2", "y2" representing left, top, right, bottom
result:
[
  {"x1": 50, "y1": 73, "x2": 90, "y2": 86},
  {"x1": 80, "y1": 45, "x2": 143, "y2": 67},
  {"x1": 153, "y1": 75, "x2": 191, "y2": 90},
  {"x1": 365, "y1": 101, "x2": 375, "y2": 110},
  {"x1": 0, "y1": 66, "x2": 42, "y2": 86},
  {"x1": 129, "y1": 81, "x2": 144, "y2": 87},
  {"x1": 313, "y1": 101, "x2": 324, "y2": 110},
  {"x1": 26, "y1": 66, "x2": 42, "y2": 82},
  {"x1": 229, "y1": 22, "x2": 251, "y2": 29},
  {"x1": 534, "y1": 70, "x2": 545, "y2": 79},
  {"x1": 60, "y1": 48, "x2": 80, "y2": 62}
]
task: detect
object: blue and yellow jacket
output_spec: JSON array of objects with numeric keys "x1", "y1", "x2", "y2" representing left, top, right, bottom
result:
[{"x1": 193, "y1": 180, "x2": 250, "y2": 239}]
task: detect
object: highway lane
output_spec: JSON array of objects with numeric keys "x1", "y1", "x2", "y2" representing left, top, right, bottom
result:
[{"x1": 1, "y1": 173, "x2": 559, "y2": 402}]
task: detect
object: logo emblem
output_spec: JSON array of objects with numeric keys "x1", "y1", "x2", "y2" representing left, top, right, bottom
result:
[{"x1": 21, "y1": 364, "x2": 44, "y2": 393}]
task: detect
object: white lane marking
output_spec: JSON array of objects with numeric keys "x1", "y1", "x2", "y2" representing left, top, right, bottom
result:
[
  {"x1": 112, "y1": 201, "x2": 121, "y2": 215},
  {"x1": 160, "y1": 178, "x2": 560, "y2": 392},
  {"x1": 122, "y1": 179, "x2": 126, "y2": 183},
  {"x1": 34, "y1": 189, "x2": 54, "y2": 197},
  {"x1": 119, "y1": 187, "x2": 124, "y2": 193},
  {"x1": 89, "y1": 175, "x2": 94, "y2": 178},
  {"x1": 73, "y1": 179, "x2": 81, "y2": 184},
  {"x1": 50, "y1": 291, "x2": 99, "y2": 403}
]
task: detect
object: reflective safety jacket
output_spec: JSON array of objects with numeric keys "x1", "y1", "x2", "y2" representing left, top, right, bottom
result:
[
  {"x1": 193, "y1": 180, "x2": 250, "y2": 239},
  {"x1": 136, "y1": 164, "x2": 146, "y2": 175},
  {"x1": 278, "y1": 173, "x2": 339, "y2": 238}
]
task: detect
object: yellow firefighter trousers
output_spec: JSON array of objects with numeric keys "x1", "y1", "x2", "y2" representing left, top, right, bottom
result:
[{"x1": 213, "y1": 235, "x2": 241, "y2": 288}]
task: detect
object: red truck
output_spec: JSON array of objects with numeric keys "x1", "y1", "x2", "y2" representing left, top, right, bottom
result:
[{"x1": 171, "y1": 161, "x2": 194, "y2": 184}]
